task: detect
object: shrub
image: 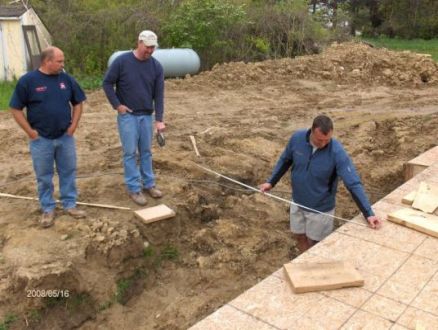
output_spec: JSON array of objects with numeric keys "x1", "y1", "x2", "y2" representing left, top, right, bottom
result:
[{"x1": 162, "y1": 0, "x2": 248, "y2": 68}]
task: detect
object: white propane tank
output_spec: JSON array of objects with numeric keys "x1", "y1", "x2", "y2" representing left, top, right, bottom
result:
[{"x1": 107, "y1": 49, "x2": 201, "y2": 78}]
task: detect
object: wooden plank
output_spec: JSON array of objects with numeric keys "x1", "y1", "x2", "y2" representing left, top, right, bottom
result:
[
  {"x1": 387, "y1": 208, "x2": 438, "y2": 238},
  {"x1": 134, "y1": 204, "x2": 176, "y2": 224},
  {"x1": 404, "y1": 146, "x2": 438, "y2": 181},
  {"x1": 0, "y1": 192, "x2": 131, "y2": 210},
  {"x1": 412, "y1": 182, "x2": 438, "y2": 214},
  {"x1": 402, "y1": 191, "x2": 416, "y2": 205},
  {"x1": 283, "y1": 261, "x2": 364, "y2": 294},
  {"x1": 190, "y1": 135, "x2": 201, "y2": 157},
  {"x1": 404, "y1": 164, "x2": 428, "y2": 181}
]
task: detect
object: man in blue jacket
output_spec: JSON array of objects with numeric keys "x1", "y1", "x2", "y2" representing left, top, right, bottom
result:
[
  {"x1": 10, "y1": 46, "x2": 87, "y2": 228},
  {"x1": 259, "y1": 115, "x2": 381, "y2": 252},
  {"x1": 103, "y1": 30, "x2": 165, "y2": 206}
]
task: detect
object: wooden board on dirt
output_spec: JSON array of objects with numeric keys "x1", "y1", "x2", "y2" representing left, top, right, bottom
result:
[
  {"x1": 404, "y1": 146, "x2": 438, "y2": 181},
  {"x1": 387, "y1": 208, "x2": 438, "y2": 238},
  {"x1": 402, "y1": 191, "x2": 417, "y2": 205},
  {"x1": 411, "y1": 182, "x2": 438, "y2": 214},
  {"x1": 134, "y1": 204, "x2": 176, "y2": 224},
  {"x1": 283, "y1": 261, "x2": 364, "y2": 294}
]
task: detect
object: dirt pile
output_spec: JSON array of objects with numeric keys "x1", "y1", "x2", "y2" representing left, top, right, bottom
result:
[{"x1": 169, "y1": 42, "x2": 438, "y2": 90}]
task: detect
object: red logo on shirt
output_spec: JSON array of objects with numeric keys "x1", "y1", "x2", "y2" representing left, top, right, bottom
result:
[
  {"x1": 59, "y1": 82, "x2": 66, "y2": 89},
  {"x1": 35, "y1": 86, "x2": 47, "y2": 92}
]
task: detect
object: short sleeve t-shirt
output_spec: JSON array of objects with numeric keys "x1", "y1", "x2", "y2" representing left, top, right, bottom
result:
[{"x1": 9, "y1": 70, "x2": 86, "y2": 139}]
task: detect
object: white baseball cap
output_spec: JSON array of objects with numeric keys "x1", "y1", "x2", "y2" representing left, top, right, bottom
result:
[{"x1": 139, "y1": 30, "x2": 158, "y2": 47}]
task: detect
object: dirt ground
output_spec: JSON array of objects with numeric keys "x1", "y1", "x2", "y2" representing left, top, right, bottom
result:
[{"x1": 0, "y1": 42, "x2": 437, "y2": 329}]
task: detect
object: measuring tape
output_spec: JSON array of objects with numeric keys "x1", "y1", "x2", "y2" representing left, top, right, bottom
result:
[{"x1": 195, "y1": 163, "x2": 369, "y2": 228}]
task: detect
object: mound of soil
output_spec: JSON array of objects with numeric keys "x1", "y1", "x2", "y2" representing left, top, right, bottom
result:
[{"x1": 169, "y1": 42, "x2": 438, "y2": 91}]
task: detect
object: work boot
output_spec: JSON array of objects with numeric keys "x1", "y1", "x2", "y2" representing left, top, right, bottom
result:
[
  {"x1": 129, "y1": 192, "x2": 147, "y2": 206},
  {"x1": 144, "y1": 187, "x2": 163, "y2": 199},
  {"x1": 66, "y1": 208, "x2": 87, "y2": 219},
  {"x1": 40, "y1": 211, "x2": 55, "y2": 228}
]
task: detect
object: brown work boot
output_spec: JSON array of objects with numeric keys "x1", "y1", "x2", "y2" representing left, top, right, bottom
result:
[
  {"x1": 144, "y1": 187, "x2": 163, "y2": 199},
  {"x1": 66, "y1": 208, "x2": 87, "y2": 219},
  {"x1": 40, "y1": 211, "x2": 55, "y2": 228},
  {"x1": 129, "y1": 191, "x2": 147, "y2": 206}
]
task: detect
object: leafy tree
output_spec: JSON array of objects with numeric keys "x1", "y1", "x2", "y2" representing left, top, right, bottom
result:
[{"x1": 162, "y1": 0, "x2": 247, "y2": 68}]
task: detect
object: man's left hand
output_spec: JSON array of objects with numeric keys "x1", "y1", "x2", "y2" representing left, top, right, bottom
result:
[
  {"x1": 155, "y1": 121, "x2": 165, "y2": 131},
  {"x1": 367, "y1": 215, "x2": 382, "y2": 229},
  {"x1": 67, "y1": 125, "x2": 76, "y2": 136}
]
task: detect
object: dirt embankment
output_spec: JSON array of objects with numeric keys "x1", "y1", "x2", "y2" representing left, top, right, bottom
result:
[{"x1": 0, "y1": 42, "x2": 437, "y2": 329}]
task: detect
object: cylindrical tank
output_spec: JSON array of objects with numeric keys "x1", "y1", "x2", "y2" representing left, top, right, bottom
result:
[{"x1": 107, "y1": 49, "x2": 201, "y2": 78}]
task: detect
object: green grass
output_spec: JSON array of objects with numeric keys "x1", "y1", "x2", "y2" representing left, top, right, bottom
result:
[
  {"x1": 0, "y1": 81, "x2": 16, "y2": 111},
  {"x1": 0, "y1": 313, "x2": 18, "y2": 330},
  {"x1": 362, "y1": 37, "x2": 438, "y2": 62},
  {"x1": 76, "y1": 74, "x2": 103, "y2": 90},
  {"x1": 115, "y1": 278, "x2": 133, "y2": 304}
]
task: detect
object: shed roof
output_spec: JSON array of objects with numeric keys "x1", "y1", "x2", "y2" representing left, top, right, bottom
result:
[{"x1": 0, "y1": 3, "x2": 28, "y2": 18}]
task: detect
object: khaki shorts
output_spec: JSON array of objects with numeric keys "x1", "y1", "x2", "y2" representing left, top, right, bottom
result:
[{"x1": 290, "y1": 203, "x2": 335, "y2": 242}]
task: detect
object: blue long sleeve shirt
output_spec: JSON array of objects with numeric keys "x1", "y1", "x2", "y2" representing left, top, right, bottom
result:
[
  {"x1": 268, "y1": 129, "x2": 374, "y2": 219},
  {"x1": 102, "y1": 52, "x2": 164, "y2": 121}
]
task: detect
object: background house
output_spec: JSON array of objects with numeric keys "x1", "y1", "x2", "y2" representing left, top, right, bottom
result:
[{"x1": 0, "y1": 2, "x2": 51, "y2": 81}]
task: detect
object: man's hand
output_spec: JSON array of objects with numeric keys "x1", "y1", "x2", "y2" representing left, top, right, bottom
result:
[
  {"x1": 259, "y1": 182, "x2": 272, "y2": 193},
  {"x1": 67, "y1": 124, "x2": 76, "y2": 136},
  {"x1": 29, "y1": 129, "x2": 39, "y2": 140},
  {"x1": 116, "y1": 104, "x2": 132, "y2": 114},
  {"x1": 155, "y1": 121, "x2": 165, "y2": 131},
  {"x1": 367, "y1": 215, "x2": 382, "y2": 229}
]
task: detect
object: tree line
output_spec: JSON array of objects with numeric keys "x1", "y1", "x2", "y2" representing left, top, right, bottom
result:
[{"x1": 3, "y1": 0, "x2": 438, "y2": 76}]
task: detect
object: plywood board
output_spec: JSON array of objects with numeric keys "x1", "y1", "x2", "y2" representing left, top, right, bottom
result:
[
  {"x1": 283, "y1": 261, "x2": 364, "y2": 294},
  {"x1": 134, "y1": 204, "x2": 176, "y2": 224},
  {"x1": 404, "y1": 146, "x2": 438, "y2": 181},
  {"x1": 412, "y1": 182, "x2": 438, "y2": 214},
  {"x1": 387, "y1": 208, "x2": 438, "y2": 238},
  {"x1": 402, "y1": 191, "x2": 416, "y2": 205},
  {"x1": 404, "y1": 164, "x2": 428, "y2": 181}
]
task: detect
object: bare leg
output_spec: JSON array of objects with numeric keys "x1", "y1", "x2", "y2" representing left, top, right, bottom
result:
[
  {"x1": 294, "y1": 233, "x2": 312, "y2": 253},
  {"x1": 307, "y1": 237, "x2": 318, "y2": 248}
]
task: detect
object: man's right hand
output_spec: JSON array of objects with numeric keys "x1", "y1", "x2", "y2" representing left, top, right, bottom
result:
[
  {"x1": 29, "y1": 129, "x2": 39, "y2": 140},
  {"x1": 259, "y1": 182, "x2": 272, "y2": 193},
  {"x1": 116, "y1": 105, "x2": 132, "y2": 114}
]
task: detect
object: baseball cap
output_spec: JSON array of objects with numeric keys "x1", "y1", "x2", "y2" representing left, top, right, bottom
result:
[{"x1": 139, "y1": 30, "x2": 158, "y2": 47}]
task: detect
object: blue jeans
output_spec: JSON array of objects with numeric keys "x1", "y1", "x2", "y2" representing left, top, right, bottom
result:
[
  {"x1": 29, "y1": 134, "x2": 77, "y2": 213},
  {"x1": 117, "y1": 113, "x2": 155, "y2": 193}
]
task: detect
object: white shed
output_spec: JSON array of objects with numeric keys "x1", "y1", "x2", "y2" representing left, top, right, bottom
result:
[{"x1": 0, "y1": 3, "x2": 52, "y2": 81}]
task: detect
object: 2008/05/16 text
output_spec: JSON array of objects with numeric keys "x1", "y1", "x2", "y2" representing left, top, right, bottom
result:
[{"x1": 26, "y1": 290, "x2": 70, "y2": 298}]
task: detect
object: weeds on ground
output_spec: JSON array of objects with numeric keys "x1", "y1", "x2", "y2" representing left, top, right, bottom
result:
[
  {"x1": 66, "y1": 293, "x2": 92, "y2": 312},
  {"x1": 115, "y1": 278, "x2": 133, "y2": 304},
  {"x1": 143, "y1": 245, "x2": 155, "y2": 258},
  {"x1": 97, "y1": 244, "x2": 180, "y2": 309},
  {"x1": 143, "y1": 244, "x2": 179, "y2": 266},
  {"x1": 26, "y1": 309, "x2": 42, "y2": 323},
  {"x1": 76, "y1": 75, "x2": 102, "y2": 90},
  {"x1": 0, "y1": 313, "x2": 17, "y2": 330},
  {"x1": 0, "y1": 81, "x2": 16, "y2": 111},
  {"x1": 154, "y1": 244, "x2": 179, "y2": 267},
  {"x1": 98, "y1": 300, "x2": 113, "y2": 311}
]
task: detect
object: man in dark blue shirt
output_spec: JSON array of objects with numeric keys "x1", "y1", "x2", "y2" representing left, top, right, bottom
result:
[
  {"x1": 260, "y1": 115, "x2": 381, "y2": 252},
  {"x1": 103, "y1": 30, "x2": 165, "y2": 206},
  {"x1": 10, "y1": 46, "x2": 87, "y2": 228}
]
